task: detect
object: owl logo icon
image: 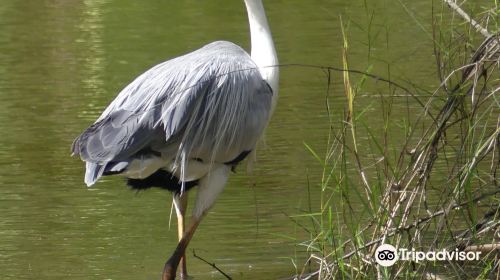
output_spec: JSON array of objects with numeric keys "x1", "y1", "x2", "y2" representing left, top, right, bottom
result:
[{"x1": 375, "y1": 244, "x2": 398, "y2": 266}]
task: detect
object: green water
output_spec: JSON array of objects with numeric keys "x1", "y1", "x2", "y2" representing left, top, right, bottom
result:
[{"x1": 0, "y1": 0, "x2": 453, "y2": 279}]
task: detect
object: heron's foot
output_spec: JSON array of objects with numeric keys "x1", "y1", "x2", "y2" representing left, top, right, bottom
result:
[{"x1": 162, "y1": 262, "x2": 177, "y2": 280}]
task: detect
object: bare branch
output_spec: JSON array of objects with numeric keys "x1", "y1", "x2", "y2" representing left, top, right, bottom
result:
[
  {"x1": 192, "y1": 250, "x2": 232, "y2": 280},
  {"x1": 443, "y1": 0, "x2": 491, "y2": 38}
]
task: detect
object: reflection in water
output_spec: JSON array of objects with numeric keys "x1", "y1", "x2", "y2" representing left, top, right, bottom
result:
[{"x1": 78, "y1": 0, "x2": 107, "y2": 120}]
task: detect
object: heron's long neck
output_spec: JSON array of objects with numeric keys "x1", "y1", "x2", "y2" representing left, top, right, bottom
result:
[{"x1": 244, "y1": 0, "x2": 279, "y2": 99}]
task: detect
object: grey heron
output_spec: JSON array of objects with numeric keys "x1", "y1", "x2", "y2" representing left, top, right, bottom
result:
[{"x1": 71, "y1": 0, "x2": 278, "y2": 279}]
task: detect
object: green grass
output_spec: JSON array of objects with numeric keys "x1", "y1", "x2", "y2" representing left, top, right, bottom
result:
[{"x1": 286, "y1": 2, "x2": 499, "y2": 279}]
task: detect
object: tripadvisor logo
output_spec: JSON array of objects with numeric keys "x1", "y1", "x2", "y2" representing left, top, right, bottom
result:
[
  {"x1": 374, "y1": 244, "x2": 481, "y2": 267},
  {"x1": 375, "y1": 244, "x2": 398, "y2": 267}
]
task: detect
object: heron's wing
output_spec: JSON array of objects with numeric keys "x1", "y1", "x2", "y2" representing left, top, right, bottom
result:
[{"x1": 72, "y1": 41, "x2": 272, "y2": 176}]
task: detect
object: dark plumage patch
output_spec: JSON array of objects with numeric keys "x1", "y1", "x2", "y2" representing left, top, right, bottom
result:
[
  {"x1": 265, "y1": 81, "x2": 274, "y2": 95},
  {"x1": 224, "y1": 150, "x2": 251, "y2": 166},
  {"x1": 126, "y1": 169, "x2": 198, "y2": 194}
]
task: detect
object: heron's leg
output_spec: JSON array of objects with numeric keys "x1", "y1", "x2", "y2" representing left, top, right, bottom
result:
[
  {"x1": 162, "y1": 215, "x2": 201, "y2": 280},
  {"x1": 162, "y1": 165, "x2": 230, "y2": 280},
  {"x1": 173, "y1": 193, "x2": 189, "y2": 279}
]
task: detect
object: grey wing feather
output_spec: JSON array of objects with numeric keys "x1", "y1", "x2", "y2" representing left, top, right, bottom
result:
[
  {"x1": 84, "y1": 161, "x2": 106, "y2": 186},
  {"x1": 72, "y1": 41, "x2": 272, "y2": 185}
]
